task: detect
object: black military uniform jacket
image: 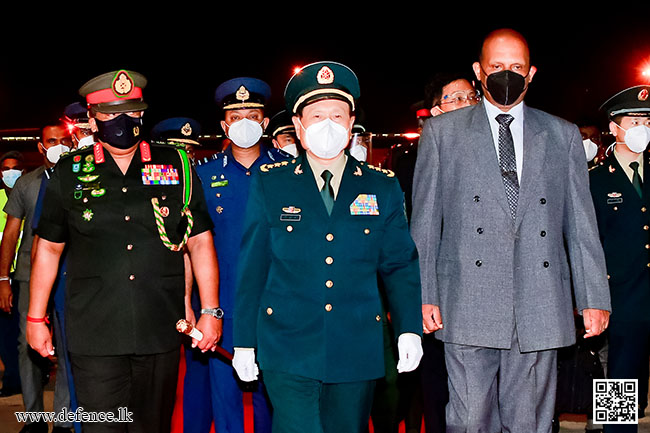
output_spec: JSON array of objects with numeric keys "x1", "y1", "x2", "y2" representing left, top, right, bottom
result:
[
  {"x1": 589, "y1": 151, "x2": 650, "y2": 324},
  {"x1": 36, "y1": 142, "x2": 213, "y2": 355}
]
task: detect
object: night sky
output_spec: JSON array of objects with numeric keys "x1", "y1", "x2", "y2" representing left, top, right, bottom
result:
[{"x1": 0, "y1": 11, "x2": 648, "y2": 136}]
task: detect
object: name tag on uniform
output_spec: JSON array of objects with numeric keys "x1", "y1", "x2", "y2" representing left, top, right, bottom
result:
[
  {"x1": 142, "y1": 165, "x2": 180, "y2": 185},
  {"x1": 350, "y1": 194, "x2": 379, "y2": 215}
]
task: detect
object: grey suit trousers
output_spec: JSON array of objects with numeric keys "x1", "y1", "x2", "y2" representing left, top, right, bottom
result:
[{"x1": 444, "y1": 326, "x2": 557, "y2": 433}]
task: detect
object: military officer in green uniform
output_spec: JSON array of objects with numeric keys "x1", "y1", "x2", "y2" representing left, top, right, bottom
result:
[
  {"x1": 590, "y1": 85, "x2": 650, "y2": 433},
  {"x1": 232, "y1": 61, "x2": 423, "y2": 433},
  {"x1": 26, "y1": 70, "x2": 222, "y2": 433}
]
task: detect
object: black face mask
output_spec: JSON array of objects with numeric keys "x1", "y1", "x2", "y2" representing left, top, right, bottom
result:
[
  {"x1": 484, "y1": 70, "x2": 528, "y2": 106},
  {"x1": 95, "y1": 114, "x2": 143, "y2": 149}
]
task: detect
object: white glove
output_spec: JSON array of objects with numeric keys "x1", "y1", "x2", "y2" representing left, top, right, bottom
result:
[
  {"x1": 232, "y1": 347, "x2": 259, "y2": 382},
  {"x1": 396, "y1": 333, "x2": 423, "y2": 373}
]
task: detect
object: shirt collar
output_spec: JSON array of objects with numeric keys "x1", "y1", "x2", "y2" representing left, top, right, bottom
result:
[{"x1": 483, "y1": 98, "x2": 524, "y2": 122}]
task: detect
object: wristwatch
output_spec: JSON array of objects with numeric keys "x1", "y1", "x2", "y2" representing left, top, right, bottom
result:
[{"x1": 200, "y1": 307, "x2": 224, "y2": 319}]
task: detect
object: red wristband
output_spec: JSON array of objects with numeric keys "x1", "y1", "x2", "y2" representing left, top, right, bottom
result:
[{"x1": 26, "y1": 315, "x2": 50, "y2": 324}]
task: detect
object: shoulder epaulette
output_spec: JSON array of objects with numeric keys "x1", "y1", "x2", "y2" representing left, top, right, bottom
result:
[
  {"x1": 259, "y1": 158, "x2": 294, "y2": 173},
  {"x1": 363, "y1": 162, "x2": 395, "y2": 178}
]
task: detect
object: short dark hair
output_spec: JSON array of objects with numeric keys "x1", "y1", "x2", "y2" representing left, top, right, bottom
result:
[
  {"x1": 424, "y1": 72, "x2": 475, "y2": 109},
  {"x1": 0, "y1": 150, "x2": 25, "y2": 165},
  {"x1": 41, "y1": 121, "x2": 67, "y2": 139}
]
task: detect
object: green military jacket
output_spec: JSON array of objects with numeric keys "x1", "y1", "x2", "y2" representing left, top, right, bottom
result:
[
  {"x1": 36, "y1": 142, "x2": 213, "y2": 356},
  {"x1": 234, "y1": 154, "x2": 422, "y2": 383}
]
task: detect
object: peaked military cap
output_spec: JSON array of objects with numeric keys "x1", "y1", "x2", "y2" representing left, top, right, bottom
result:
[
  {"x1": 79, "y1": 69, "x2": 148, "y2": 114},
  {"x1": 151, "y1": 117, "x2": 202, "y2": 146},
  {"x1": 63, "y1": 102, "x2": 90, "y2": 129},
  {"x1": 215, "y1": 77, "x2": 271, "y2": 110},
  {"x1": 601, "y1": 85, "x2": 650, "y2": 118},
  {"x1": 268, "y1": 110, "x2": 296, "y2": 138},
  {"x1": 284, "y1": 61, "x2": 360, "y2": 114}
]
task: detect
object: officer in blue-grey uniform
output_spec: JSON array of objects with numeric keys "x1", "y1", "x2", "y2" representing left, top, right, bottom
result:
[
  {"x1": 232, "y1": 61, "x2": 423, "y2": 433},
  {"x1": 590, "y1": 85, "x2": 650, "y2": 433},
  {"x1": 192, "y1": 77, "x2": 285, "y2": 433}
]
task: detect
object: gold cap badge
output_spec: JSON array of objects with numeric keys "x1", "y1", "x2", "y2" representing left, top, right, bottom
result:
[
  {"x1": 236, "y1": 85, "x2": 250, "y2": 102},
  {"x1": 112, "y1": 71, "x2": 134, "y2": 97},
  {"x1": 181, "y1": 122, "x2": 192, "y2": 136},
  {"x1": 639, "y1": 89, "x2": 649, "y2": 101},
  {"x1": 317, "y1": 66, "x2": 334, "y2": 85}
]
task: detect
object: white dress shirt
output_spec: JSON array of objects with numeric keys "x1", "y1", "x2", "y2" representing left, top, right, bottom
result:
[{"x1": 483, "y1": 98, "x2": 525, "y2": 181}]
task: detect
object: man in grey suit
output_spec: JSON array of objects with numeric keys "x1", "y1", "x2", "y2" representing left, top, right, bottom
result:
[{"x1": 410, "y1": 28, "x2": 612, "y2": 433}]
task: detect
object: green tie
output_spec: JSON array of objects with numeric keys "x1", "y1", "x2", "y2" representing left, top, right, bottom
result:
[
  {"x1": 630, "y1": 161, "x2": 643, "y2": 198},
  {"x1": 320, "y1": 170, "x2": 334, "y2": 215}
]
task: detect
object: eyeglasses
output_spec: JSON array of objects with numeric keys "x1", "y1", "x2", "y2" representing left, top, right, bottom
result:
[{"x1": 440, "y1": 91, "x2": 481, "y2": 106}]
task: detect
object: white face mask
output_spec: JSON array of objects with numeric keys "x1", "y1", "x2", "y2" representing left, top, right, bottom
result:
[
  {"x1": 583, "y1": 139, "x2": 598, "y2": 161},
  {"x1": 349, "y1": 142, "x2": 368, "y2": 162},
  {"x1": 43, "y1": 143, "x2": 71, "y2": 164},
  {"x1": 225, "y1": 118, "x2": 264, "y2": 149},
  {"x1": 615, "y1": 123, "x2": 650, "y2": 154},
  {"x1": 2, "y1": 169, "x2": 22, "y2": 188},
  {"x1": 280, "y1": 143, "x2": 299, "y2": 157},
  {"x1": 299, "y1": 118, "x2": 349, "y2": 160},
  {"x1": 76, "y1": 135, "x2": 94, "y2": 149}
]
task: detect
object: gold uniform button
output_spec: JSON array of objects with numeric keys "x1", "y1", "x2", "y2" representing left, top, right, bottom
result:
[
  {"x1": 325, "y1": 304, "x2": 333, "y2": 312},
  {"x1": 216, "y1": 193, "x2": 221, "y2": 198},
  {"x1": 325, "y1": 280, "x2": 333, "y2": 288},
  {"x1": 326, "y1": 233, "x2": 334, "y2": 242},
  {"x1": 645, "y1": 225, "x2": 649, "y2": 231},
  {"x1": 266, "y1": 307, "x2": 273, "y2": 315},
  {"x1": 364, "y1": 228, "x2": 370, "y2": 235},
  {"x1": 325, "y1": 256, "x2": 334, "y2": 265},
  {"x1": 129, "y1": 274, "x2": 135, "y2": 281},
  {"x1": 613, "y1": 207, "x2": 618, "y2": 211},
  {"x1": 646, "y1": 244, "x2": 650, "y2": 249},
  {"x1": 647, "y1": 263, "x2": 650, "y2": 268},
  {"x1": 643, "y1": 207, "x2": 647, "y2": 212},
  {"x1": 122, "y1": 187, "x2": 128, "y2": 193},
  {"x1": 607, "y1": 274, "x2": 611, "y2": 279},
  {"x1": 376, "y1": 315, "x2": 381, "y2": 322},
  {"x1": 126, "y1": 244, "x2": 133, "y2": 251},
  {"x1": 286, "y1": 225, "x2": 294, "y2": 232},
  {"x1": 124, "y1": 215, "x2": 131, "y2": 221}
]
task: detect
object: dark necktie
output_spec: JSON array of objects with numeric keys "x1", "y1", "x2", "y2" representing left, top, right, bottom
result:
[
  {"x1": 630, "y1": 161, "x2": 643, "y2": 198},
  {"x1": 496, "y1": 113, "x2": 519, "y2": 220},
  {"x1": 320, "y1": 170, "x2": 334, "y2": 215}
]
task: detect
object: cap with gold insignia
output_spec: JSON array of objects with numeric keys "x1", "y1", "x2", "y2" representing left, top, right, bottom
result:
[
  {"x1": 215, "y1": 77, "x2": 271, "y2": 110},
  {"x1": 267, "y1": 110, "x2": 296, "y2": 138},
  {"x1": 600, "y1": 85, "x2": 650, "y2": 118},
  {"x1": 284, "y1": 61, "x2": 360, "y2": 115},
  {"x1": 63, "y1": 102, "x2": 91, "y2": 129},
  {"x1": 151, "y1": 117, "x2": 202, "y2": 146},
  {"x1": 79, "y1": 70, "x2": 148, "y2": 114}
]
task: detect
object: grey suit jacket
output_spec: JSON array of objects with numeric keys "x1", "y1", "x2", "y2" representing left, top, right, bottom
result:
[{"x1": 410, "y1": 101, "x2": 611, "y2": 352}]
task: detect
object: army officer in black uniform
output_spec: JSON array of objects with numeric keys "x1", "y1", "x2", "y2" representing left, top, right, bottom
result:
[
  {"x1": 232, "y1": 61, "x2": 423, "y2": 433},
  {"x1": 26, "y1": 70, "x2": 222, "y2": 433},
  {"x1": 590, "y1": 85, "x2": 650, "y2": 433}
]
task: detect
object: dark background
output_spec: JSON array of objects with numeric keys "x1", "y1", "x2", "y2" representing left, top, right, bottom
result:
[{"x1": 0, "y1": 11, "x2": 648, "y2": 136}]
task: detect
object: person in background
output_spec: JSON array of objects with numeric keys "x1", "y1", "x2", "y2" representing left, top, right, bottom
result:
[
  {"x1": 0, "y1": 123, "x2": 72, "y2": 433},
  {"x1": 0, "y1": 150, "x2": 24, "y2": 399}
]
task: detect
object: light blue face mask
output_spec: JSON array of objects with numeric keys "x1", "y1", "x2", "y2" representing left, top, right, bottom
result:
[{"x1": 2, "y1": 169, "x2": 22, "y2": 188}]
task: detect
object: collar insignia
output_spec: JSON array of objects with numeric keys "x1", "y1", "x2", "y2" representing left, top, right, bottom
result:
[
  {"x1": 354, "y1": 166, "x2": 362, "y2": 176},
  {"x1": 294, "y1": 163, "x2": 303, "y2": 175},
  {"x1": 609, "y1": 165, "x2": 616, "y2": 173}
]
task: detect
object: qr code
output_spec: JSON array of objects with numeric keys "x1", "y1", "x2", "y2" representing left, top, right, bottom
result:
[{"x1": 593, "y1": 379, "x2": 638, "y2": 424}]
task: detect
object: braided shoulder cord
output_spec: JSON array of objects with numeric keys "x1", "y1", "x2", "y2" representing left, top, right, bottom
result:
[{"x1": 151, "y1": 149, "x2": 195, "y2": 252}]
